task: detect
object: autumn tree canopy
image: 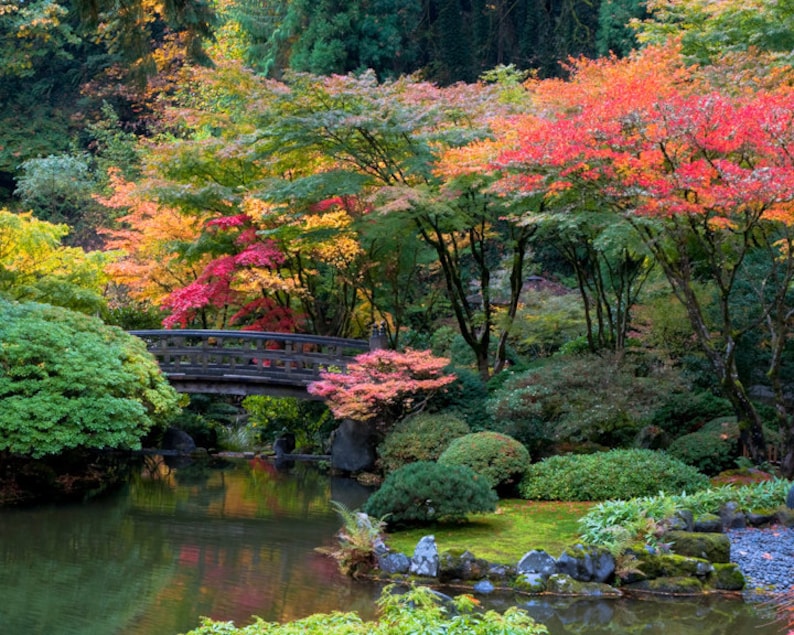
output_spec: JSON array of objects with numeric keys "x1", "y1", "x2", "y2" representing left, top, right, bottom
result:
[{"x1": 463, "y1": 45, "x2": 794, "y2": 473}]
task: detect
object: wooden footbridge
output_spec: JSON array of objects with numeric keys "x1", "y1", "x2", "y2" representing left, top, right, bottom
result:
[{"x1": 129, "y1": 329, "x2": 379, "y2": 397}]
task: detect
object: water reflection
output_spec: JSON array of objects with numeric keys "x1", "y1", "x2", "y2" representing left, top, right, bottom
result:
[
  {"x1": 0, "y1": 457, "x2": 381, "y2": 635},
  {"x1": 0, "y1": 457, "x2": 785, "y2": 635}
]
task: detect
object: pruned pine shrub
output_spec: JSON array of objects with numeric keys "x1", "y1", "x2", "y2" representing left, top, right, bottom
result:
[
  {"x1": 363, "y1": 461, "x2": 497, "y2": 528},
  {"x1": 519, "y1": 449, "x2": 709, "y2": 502},
  {"x1": 377, "y1": 413, "x2": 470, "y2": 473},
  {"x1": 437, "y1": 431, "x2": 530, "y2": 492}
]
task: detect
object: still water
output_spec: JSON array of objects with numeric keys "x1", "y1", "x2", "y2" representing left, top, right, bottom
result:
[{"x1": 0, "y1": 457, "x2": 784, "y2": 635}]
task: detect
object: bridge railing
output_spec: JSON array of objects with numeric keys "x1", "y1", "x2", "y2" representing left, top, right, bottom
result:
[{"x1": 129, "y1": 330, "x2": 370, "y2": 387}]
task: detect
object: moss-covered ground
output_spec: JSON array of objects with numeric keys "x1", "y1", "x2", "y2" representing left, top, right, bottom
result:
[{"x1": 383, "y1": 499, "x2": 592, "y2": 564}]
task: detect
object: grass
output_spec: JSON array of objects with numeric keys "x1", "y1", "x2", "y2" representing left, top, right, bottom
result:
[{"x1": 383, "y1": 499, "x2": 592, "y2": 565}]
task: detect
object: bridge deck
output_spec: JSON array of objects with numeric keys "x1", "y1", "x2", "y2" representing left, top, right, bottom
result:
[{"x1": 130, "y1": 330, "x2": 370, "y2": 396}]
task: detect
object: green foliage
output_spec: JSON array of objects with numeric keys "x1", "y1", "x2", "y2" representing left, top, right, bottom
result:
[
  {"x1": 14, "y1": 153, "x2": 107, "y2": 247},
  {"x1": 363, "y1": 461, "x2": 497, "y2": 528},
  {"x1": 648, "y1": 390, "x2": 734, "y2": 438},
  {"x1": 243, "y1": 396, "x2": 334, "y2": 451},
  {"x1": 316, "y1": 501, "x2": 388, "y2": 577},
  {"x1": 377, "y1": 412, "x2": 470, "y2": 473},
  {"x1": 579, "y1": 480, "x2": 793, "y2": 550},
  {"x1": 596, "y1": 0, "x2": 647, "y2": 56},
  {"x1": 508, "y1": 292, "x2": 587, "y2": 358},
  {"x1": 0, "y1": 210, "x2": 111, "y2": 314},
  {"x1": 182, "y1": 583, "x2": 547, "y2": 635},
  {"x1": 0, "y1": 300, "x2": 181, "y2": 457},
  {"x1": 486, "y1": 353, "x2": 685, "y2": 455},
  {"x1": 519, "y1": 449, "x2": 710, "y2": 502},
  {"x1": 667, "y1": 417, "x2": 740, "y2": 476},
  {"x1": 426, "y1": 366, "x2": 493, "y2": 429},
  {"x1": 438, "y1": 431, "x2": 530, "y2": 492}
]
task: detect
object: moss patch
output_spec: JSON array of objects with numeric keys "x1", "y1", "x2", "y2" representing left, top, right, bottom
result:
[{"x1": 384, "y1": 499, "x2": 591, "y2": 564}]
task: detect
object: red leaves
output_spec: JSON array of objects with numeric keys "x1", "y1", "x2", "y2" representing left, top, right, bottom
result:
[{"x1": 307, "y1": 349, "x2": 456, "y2": 426}]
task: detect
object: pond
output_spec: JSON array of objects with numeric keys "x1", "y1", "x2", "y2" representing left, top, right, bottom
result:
[{"x1": 0, "y1": 457, "x2": 783, "y2": 635}]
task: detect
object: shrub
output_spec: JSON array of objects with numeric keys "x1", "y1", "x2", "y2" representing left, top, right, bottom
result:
[
  {"x1": 519, "y1": 449, "x2": 710, "y2": 502},
  {"x1": 667, "y1": 417, "x2": 740, "y2": 475},
  {"x1": 486, "y1": 353, "x2": 686, "y2": 455},
  {"x1": 648, "y1": 391, "x2": 733, "y2": 438},
  {"x1": 377, "y1": 413, "x2": 470, "y2": 473},
  {"x1": 0, "y1": 300, "x2": 181, "y2": 457},
  {"x1": 437, "y1": 431, "x2": 530, "y2": 493},
  {"x1": 426, "y1": 366, "x2": 493, "y2": 429},
  {"x1": 363, "y1": 461, "x2": 497, "y2": 528},
  {"x1": 184, "y1": 584, "x2": 547, "y2": 635}
]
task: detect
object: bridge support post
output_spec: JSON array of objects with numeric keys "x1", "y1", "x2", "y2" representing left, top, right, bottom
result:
[{"x1": 369, "y1": 322, "x2": 388, "y2": 350}]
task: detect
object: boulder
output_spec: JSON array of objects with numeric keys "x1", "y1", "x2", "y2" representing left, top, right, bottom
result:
[
  {"x1": 719, "y1": 501, "x2": 746, "y2": 530},
  {"x1": 556, "y1": 544, "x2": 616, "y2": 583},
  {"x1": 666, "y1": 530, "x2": 731, "y2": 563},
  {"x1": 409, "y1": 535, "x2": 439, "y2": 577},
  {"x1": 626, "y1": 576, "x2": 704, "y2": 595},
  {"x1": 438, "y1": 550, "x2": 488, "y2": 582},
  {"x1": 378, "y1": 552, "x2": 410, "y2": 574},
  {"x1": 517, "y1": 549, "x2": 557, "y2": 579},
  {"x1": 777, "y1": 506, "x2": 794, "y2": 527},
  {"x1": 514, "y1": 573, "x2": 547, "y2": 593},
  {"x1": 545, "y1": 574, "x2": 620, "y2": 597},
  {"x1": 692, "y1": 513, "x2": 722, "y2": 533},
  {"x1": 787, "y1": 484, "x2": 794, "y2": 509},
  {"x1": 709, "y1": 563, "x2": 745, "y2": 591},
  {"x1": 746, "y1": 510, "x2": 777, "y2": 527},
  {"x1": 161, "y1": 427, "x2": 196, "y2": 454},
  {"x1": 473, "y1": 579, "x2": 495, "y2": 594},
  {"x1": 330, "y1": 419, "x2": 378, "y2": 473}
]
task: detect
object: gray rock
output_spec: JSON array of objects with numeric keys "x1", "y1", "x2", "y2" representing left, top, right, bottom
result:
[
  {"x1": 517, "y1": 549, "x2": 557, "y2": 579},
  {"x1": 515, "y1": 572, "x2": 547, "y2": 593},
  {"x1": 438, "y1": 550, "x2": 488, "y2": 582},
  {"x1": 473, "y1": 580, "x2": 495, "y2": 594},
  {"x1": 410, "y1": 535, "x2": 439, "y2": 577},
  {"x1": 556, "y1": 545, "x2": 615, "y2": 583},
  {"x1": 330, "y1": 419, "x2": 378, "y2": 473},
  {"x1": 378, "y1": 552, "x2": 410, "y2": 574},
  {"x1": 746, "y1": 510, "x2": 777, "y2": 527},
  {"x1": 787, "y1": 484, "x2": 794, "y2": 510},
  {"x1": 693, "y1": 513, "x2": 723, "y2": 533},
  {"x1": 162, "y1": 427, "x2": 196, "y2": 453},
  {"x1": 719, "y1": 502, "x2": 747, "y2": 530}
]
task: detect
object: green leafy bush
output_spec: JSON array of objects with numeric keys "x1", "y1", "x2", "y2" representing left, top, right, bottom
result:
[
  {"x1": 0, "y1": 300, "x2": 182, "y2": 457},
  {"x1": 486, "y1": 353, "x2": 685, "y2": 455},
  {"x1": 184, "y1": 584, "x2": 547, "y2": 634},
  {"x1": 363, "y1": 461, "x2": 497, "y2": 528},
  {"x1": 648, "y1": 391, "x2": 733, "y2": 438},
  {"x1": 377, "y1": 412, "x2": 470, "y2": 473},
  {"x1": 519, "y1": 449, "x2": 710, "y2": 502},
  {"x1": 667, "y1": 417, "x2": 739, "y2": 475},
  {"x1": 437, "y1": 431, "x2": 530, "y2": 492}
]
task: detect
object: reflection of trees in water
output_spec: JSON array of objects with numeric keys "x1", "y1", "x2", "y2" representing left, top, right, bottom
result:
[
  {"x1": 514, "y1": 595, "x2": 780, "y2": 635},
  {"x1": 0, "y1": 496, "x2": 177, "y2": 635}
]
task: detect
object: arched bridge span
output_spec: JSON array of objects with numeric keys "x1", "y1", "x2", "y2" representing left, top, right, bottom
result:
[{"x1": 129, "y1": 329, "x2": 373, "y2": 397}]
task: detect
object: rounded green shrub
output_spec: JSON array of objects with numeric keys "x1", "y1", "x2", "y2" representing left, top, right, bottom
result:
[
  {"x1": 377, "y1": 412, "x2": 470, "y2": 473},
  {"x1": 438, "y1": 431, "x2": 530, "y2": 492},
  {"x1": 363, "y1": 461, "x2": 497, "y2": 528},
  {"x1": 0, "y1": 300, "x2": 182, "y2": 457},
  {"x1": 519, "y1": 449, "x2": 710, "y2": 502},
  {"x1": 667, "y1": 417, "x2": 740, "y2": 476}
]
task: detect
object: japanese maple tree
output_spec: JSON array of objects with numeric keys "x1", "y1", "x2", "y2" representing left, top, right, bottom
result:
[
  {"x1": 307, "y1": 349, "x2": 456, "y2": 430},
  {"x1": 483, "y1": 45, "x2": 794, "y2": 473}
]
